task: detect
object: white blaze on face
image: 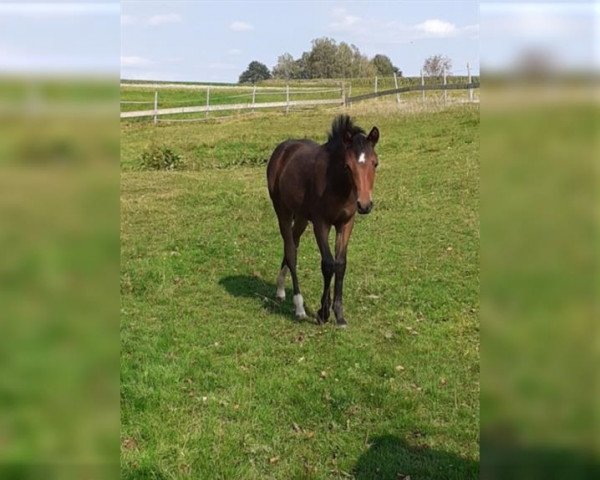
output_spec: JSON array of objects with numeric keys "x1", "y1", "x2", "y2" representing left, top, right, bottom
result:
[{"x1": 358, "y1": 152, "x2": 366, "y2": 164}]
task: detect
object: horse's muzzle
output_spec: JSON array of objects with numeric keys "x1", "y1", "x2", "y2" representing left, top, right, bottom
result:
[{"x1": 357, "y1": 201, "x2": 373, "y2": 215}]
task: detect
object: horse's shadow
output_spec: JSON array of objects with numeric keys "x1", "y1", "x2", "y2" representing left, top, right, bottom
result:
[
  {"x1": 352, "y1": 434, "x2": 478, "y2": 479},
  {"x1": 218, "y1": 274, "x2": 317, "y2": 324}
]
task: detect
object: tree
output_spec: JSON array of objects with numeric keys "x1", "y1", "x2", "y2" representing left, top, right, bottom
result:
[
  {"x1": 423, "y1": 54, "x2": 452, "y2": 78},
  {"x1": 239, "y1": 61, "x2": 272, "y2": 84},
  {"x1": 335, "y1": 42, "x2": 354, "y2": 79},
  {"x1": 371, "y1": 54, "x2": 400, "y2": 76},
  {"x1": 272, "y1": 53, "x2": 298, "y2": 80},
  {"x1": 293, "y1": 52, "x2": 311, "y2": 79},
  {"x1": 307, "y1": 37, "x2": 339, "y2": 78},
  {"x1": 350, "y1": 44, "x2": 376, "y2": 78},
  {"x1": 266, "y1": 40, "x2": 400, "y2": 81}
]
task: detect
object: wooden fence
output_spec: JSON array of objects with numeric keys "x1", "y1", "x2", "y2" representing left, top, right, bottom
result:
[
  {"x1": 120, "y1": 81, "x2": 480, "y2": 121},
  {"x1": 120, "y1": 98, "x2": 343, "y2": 119},
  {"x1": 346, "y1": 82, "x2": 480, "y2": 104}
]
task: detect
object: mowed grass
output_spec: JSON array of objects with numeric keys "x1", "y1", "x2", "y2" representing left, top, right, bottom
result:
[{"x1": 120, "y1": 106, "x2": 479, "y2": 479}]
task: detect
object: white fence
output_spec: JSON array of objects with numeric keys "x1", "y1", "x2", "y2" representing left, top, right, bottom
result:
[
  {"x1": 120, "y1": 98, "x2": 343, "y2": 120},
  {"x1": 120, "y1": 70, "x2": 480, "y2": 122}
]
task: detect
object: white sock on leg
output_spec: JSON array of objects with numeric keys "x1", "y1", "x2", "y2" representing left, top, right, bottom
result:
[
  {"x1": 293, "y1": 293, "x2": 306, "y2": 318},
  {"x1": 276, "y1": 266, "x2": 288, "y2": 299}
]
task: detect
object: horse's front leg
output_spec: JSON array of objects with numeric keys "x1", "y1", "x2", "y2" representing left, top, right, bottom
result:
[
  {"x1": 333, "y1": 217, "x2": 355, "y2": 328},
  {"x1": 313, "y1": 221, "x2": 333, "y2": 324}
]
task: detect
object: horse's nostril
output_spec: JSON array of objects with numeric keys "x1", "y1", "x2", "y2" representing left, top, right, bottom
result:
[{"x1": 357, "y1": 201, "x2": 373, "y2": 214}]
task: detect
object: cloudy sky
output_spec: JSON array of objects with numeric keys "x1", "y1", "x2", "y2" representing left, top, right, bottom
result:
[
  {"x1": 121, "y1": 1, "x2": 480, "y2": 82},
  {"x1": 0, "y1": 2, "x2": 596, "y2": 81}
]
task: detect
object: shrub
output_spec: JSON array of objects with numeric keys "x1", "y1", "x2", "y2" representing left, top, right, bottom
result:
[{"x1": 139, "y1": 145, "x2": 183, "y2": 171}]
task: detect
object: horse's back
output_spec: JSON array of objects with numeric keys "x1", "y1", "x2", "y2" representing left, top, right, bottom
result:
[{"x1": 266, "y1": 139, "x2": 319, "y2": 201}]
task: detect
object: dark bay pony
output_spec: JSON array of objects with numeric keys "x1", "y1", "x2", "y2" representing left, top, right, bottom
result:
[{"x1": 266, "y1": 115, "x2": 380, "y2": 327}]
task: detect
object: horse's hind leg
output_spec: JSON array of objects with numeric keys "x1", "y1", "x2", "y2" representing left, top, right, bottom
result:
[
  {"x1": 275, "y1": 259, "x2": 288, "y2": 300},
  {"x1": 276, "y1": 212, "x2": 307, "y2": 318},
  {"x1": 275, "y1": 216, "x2": 307, "y2": 301}
]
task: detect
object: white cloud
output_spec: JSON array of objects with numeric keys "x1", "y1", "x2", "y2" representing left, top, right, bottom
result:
[
  {"x1": 147, "y1": 13, "x2": 182, "y2": 26},
  {"x1": 328, "y1": 8, "x2": 479, "y2": 43},
  {"x1": 228, "y1": 48, "x2": 242, "y2": 56},
  {"x1": 330, "y1": 7, "x2": 361, "y2": 31},
  {"x1": 229, "y1": 20, "x2": 253, "y2": 32},
  {"x1": 121, "y1": 56, "x2": 153, "y2": 67},
  {"x1": 416, "y1": 19, "x2": 458, "y2": 37}
]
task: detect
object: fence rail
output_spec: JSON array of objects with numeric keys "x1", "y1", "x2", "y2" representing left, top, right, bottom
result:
[
  {"x1": 120, "y1": 98, "x2": 342, "y2": 119},
  {"x1": 120, "y1": 78, "x2": 480, "y2": 121},
  {"x1": 346, "y1": 82, "x2": 480, "y2": 104}
]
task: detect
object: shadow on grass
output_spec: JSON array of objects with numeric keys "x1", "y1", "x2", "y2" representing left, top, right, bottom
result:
[
  {"x1": 353, "y1": 434, "x2": 478, "y2": 480},
  {"x1": 218, "y1": 274, "x2": 317, "y2": 324}
]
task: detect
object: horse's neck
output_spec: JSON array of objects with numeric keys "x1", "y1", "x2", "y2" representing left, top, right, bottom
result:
[{"x1": 326, "y1": 157, "x2": 354, "y2": 200}]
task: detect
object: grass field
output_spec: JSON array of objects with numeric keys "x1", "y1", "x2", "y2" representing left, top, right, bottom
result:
[{"x1": 120, "y1": 105, "x2": 479, "y2": 479}]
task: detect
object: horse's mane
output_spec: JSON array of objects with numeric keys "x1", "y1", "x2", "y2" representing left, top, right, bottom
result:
[{"x1": 325, "y1": 115, "x2": 365, "y2": 157}]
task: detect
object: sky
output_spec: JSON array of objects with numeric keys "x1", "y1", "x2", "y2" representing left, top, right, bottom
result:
[
  {"x1": 480, "y1": 2, "x2": 597, "y2": 72},
  {"x1": 0, "y1": 2, "x2": 596, "y2": 81},
  {"x1": 0, "y1": 1, "x2": 120, "y2": 74},
  {"x1": 121, "y1": 1, "x2": 480, "y2": 82}
]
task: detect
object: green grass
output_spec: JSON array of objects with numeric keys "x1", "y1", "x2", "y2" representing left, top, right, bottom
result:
[{"x1": 121, "y1": 105, "x2": 479, "y2": 479}]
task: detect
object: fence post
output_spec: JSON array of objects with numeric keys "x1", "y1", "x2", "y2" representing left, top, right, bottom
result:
[
  {"x1": 393, "y1": 72, "x2": 400, "y2": 105},
  {"x1": 153, "y1": 90, "x2": 158, "y2": 125},
  {"x1": 341, "y1": 81, "x2": 346, "y2": 107},
  {"x1": 443, "y1": 66, "x2": 447, "y2": 105},
  {"x1": 421, "y1": 69, "x2": 425, "y2": 102},
  {"x1": 467, "y1": 62, "x2": 473, "y2": 102},
  {"x1": 286, "y1": 84, "x2": 290, "y2": 114},
  {"x1": 348, "y1": 83, "x2": 352, "y2": 108},
  {"x1": 252, "y1": 84, "x2": 256, "y2": 112},
  {"x1": 374, "y1": 76, "x2": 378, "y2": 100},
  {"x1": 206, "y1": 86, "x2": 210, "y2": 118}
]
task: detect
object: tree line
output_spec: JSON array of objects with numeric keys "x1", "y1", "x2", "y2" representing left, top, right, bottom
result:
[{"x1": 239, "y1": 37, "x2": 402, "y2": 84}]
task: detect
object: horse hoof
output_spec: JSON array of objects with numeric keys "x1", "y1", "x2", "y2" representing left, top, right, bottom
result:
[
  {"x1": 317, "y1": 309, "x2": 330, "y2": 324},
  {"x1": 295, "y1": 312, "x2": 307, "y2": 320},
  {"x1": 336, "y1": 319, "x2": 348, "y2": 328},
  {"x1": 276, "y1": 292, "x2": 285, "y2": 301}
]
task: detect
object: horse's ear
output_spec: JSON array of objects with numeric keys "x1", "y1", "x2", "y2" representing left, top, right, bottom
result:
[
  {"x1": 367, "y1": 126, "x2": 379, "y2": 146},
  {"x1": 343, "y1": 130, "x2": 353, "y2": 148}
]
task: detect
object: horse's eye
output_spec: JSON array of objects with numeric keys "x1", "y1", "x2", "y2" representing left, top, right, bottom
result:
[{"x1": 374, "y1": 162, "x2": 379, "y2": 169}]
